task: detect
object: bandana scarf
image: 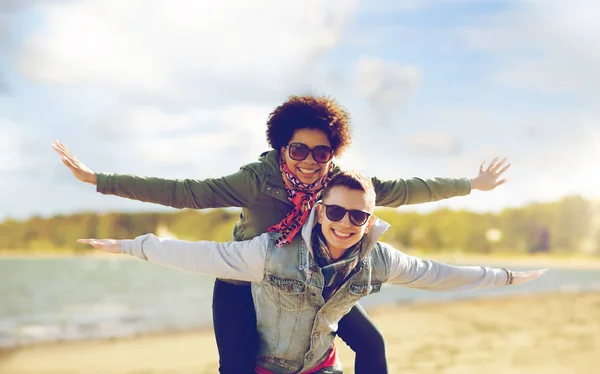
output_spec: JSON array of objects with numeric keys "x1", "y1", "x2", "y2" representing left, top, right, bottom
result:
[
  {"x1": 311, "y1": 225, "x2": 363, "y2": 300},
  {"x1": 267, "y1": 155, "x2": 334, "y2": 247}
]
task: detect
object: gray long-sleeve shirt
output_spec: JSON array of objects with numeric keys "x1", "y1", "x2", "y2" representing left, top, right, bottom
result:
[{"x1": 121, "y1": 209, "x2": 509, "y2": 292}]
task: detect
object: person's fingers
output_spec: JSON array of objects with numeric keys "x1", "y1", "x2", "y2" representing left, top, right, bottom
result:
[
  {"x1": 55, "y1": 140, "x2": 76, "y2": 159},
  {"x1": 77, "y1": 239, "x2": 102, "y2": 249},
  {"x1": 494, "y1": 162, "x2": 512, "y2": 177},
  {"x1": 52, "y1": 144, "x2": 69, "y2": 159},
  {"x1": 486, "y1": 157, "x2": 500, "y2": 172},
  {"x1": 61, "y1": 157, "x2": 73, "y2": 169},
  {"x1": 531, "y1": 269, "x2": 549, "y2": 276},
  {"x1": 62, "y1": 156, "x2": 79, "y2": 171},
  {"x1": 491, "y1": 157, "x2": 508, "y2": 173},
  {"x1": 494, "y1": 178, "x2": 508, "y2": 187},
  {"x1": 513, "y1": 269, "x2": 548, "y2": 284},
  {"x1": 53, "y1": 143, "x2": 76, "y2": 163},
  {"x1": 479, "y1": 161, "x2": 485, "y2": 174}
]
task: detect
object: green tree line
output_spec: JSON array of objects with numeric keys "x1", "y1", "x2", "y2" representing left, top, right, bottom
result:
[{"x1": 1, "y1": 195, "x2": 599, "y2": 254}]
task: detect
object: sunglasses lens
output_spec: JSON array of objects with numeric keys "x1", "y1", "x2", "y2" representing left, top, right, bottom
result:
[
  {"x1": 349, "y1": 211, "x2": 369, "y2": 226},
  {"x1": 325, "y1": 205, "x2": 347, "y2": 222},
  {"x1": 312, "y1": 146, "x2": 333, "y2": 163},
  {"x1": 288, "y1": 143, "x2": 309, "y2": 161}
]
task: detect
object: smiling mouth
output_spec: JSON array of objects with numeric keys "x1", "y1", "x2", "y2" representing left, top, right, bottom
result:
[
  {"x1": 298, "y1": 167, "x2": 319, "y2": 176},
  {"x1": 331, "y1": 228, "x2": 353, "y2": 239}
]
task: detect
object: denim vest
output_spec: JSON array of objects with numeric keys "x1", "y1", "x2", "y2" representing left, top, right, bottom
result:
[{"x1": 252, "y1": 223, "x2": 389, "y2": 373}]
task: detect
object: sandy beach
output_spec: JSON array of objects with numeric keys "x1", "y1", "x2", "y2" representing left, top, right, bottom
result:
[{"x1": 1, "y1": 291, "x2": 598, "y2": 374}]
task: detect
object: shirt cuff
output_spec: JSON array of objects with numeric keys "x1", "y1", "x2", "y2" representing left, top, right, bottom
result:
[
  {"x1": 459, "y1": 177, "x2": 472, "y2": 195},
  {"x1": 96, "y1": 173, "x2": 114, "y2": 194},
  {"x1": 120, "y1": 238, "x2": 148, "y2": 260},
  {"x1": 491, "y1": 267, "x2": 509, "y2": 286}
]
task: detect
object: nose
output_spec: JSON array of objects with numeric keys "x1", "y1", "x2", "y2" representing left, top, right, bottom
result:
[
  {"x1": 304, "y1": 151, "x2": 317, "y2": 164},
  {"x1": 338, "y1": 212, "x2": 352, "y2": 227}
]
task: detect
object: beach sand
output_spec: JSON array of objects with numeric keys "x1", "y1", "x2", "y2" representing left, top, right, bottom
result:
[{"x1": 1, "y1": 291, "x2": 598, "y2": 374}]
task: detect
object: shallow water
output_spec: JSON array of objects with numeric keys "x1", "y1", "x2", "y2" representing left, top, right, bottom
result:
[{"x1": 1, "y1": 257, "x2": 599, "y2": 348}]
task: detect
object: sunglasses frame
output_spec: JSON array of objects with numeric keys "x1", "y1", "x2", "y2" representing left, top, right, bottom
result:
[
  {"x1": 287, "y1": 142, "x2": 333, "y2": 164},
  {"x1": 323, "y1": 204, "x2": 371, "y2": 227}
]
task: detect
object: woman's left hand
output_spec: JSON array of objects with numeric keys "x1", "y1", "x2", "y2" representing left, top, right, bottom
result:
[{"x1": 470, "y1": 157, "x2": 511, "y2": 191}]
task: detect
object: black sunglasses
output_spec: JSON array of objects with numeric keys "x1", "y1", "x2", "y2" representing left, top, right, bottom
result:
[
  {"x1": 287, "y1": 142, "x2": 333, "y2": 164},
  {"x1": 324, "y1": 204, "x2": 371, "y2": 227}
]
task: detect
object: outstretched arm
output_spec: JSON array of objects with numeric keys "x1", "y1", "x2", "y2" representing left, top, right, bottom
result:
[
  {"x1": 78, "y1": 233, "x2": 269, "y2": 282},
  {"x1": 53, "y1": 140, "x2": 262, "y2": 209},
  {"x1": 381, "y1": 244, "x2": 546, "y2": 291},
  {"x1": 372, "y1": 157, "x2": 511, "y2": 207}
]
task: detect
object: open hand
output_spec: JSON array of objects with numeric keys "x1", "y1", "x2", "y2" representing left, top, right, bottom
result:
[
  {"x1": 510, "y1": 269, "x2": 549, "y2": 285},
  {"x1": 52, "y1": 140, "x2": 97, "y2": 185},
  {"x1": 470, "y1": 157, "x2": 511, "y2": 191},
  {"x1": 77, "y1": 239, "x2": 122, "y2": 254}
]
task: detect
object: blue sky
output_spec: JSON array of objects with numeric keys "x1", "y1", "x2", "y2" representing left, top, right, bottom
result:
[{"x1": 1, "y1": 0, "x2": 600, "y2": 220}]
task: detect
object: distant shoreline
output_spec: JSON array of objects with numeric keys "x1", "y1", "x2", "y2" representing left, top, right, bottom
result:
[
  {"x1": 3, "y1": 250, "x2": 600, "y2": 269},
  {"x1": 426, "y1": 252, "x2": 600, "y2": 270},
  {"x1": 0, "y1": 251, "x2": 126, "y2": 260}
]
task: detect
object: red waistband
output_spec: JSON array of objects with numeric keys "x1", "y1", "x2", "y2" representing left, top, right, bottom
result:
[{"x1": 255, "y1": 343, "x2": 337, "y2": 374}]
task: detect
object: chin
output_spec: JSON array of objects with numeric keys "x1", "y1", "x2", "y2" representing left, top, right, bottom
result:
[{"x1": 300, "y1": 176, "x2": 320, "y2": 184}]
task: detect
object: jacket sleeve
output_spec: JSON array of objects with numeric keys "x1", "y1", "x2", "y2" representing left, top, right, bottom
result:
[
  {"x1": 371, "y1": 176, "x2": 472, "y2": 207},
  {"x1": 120, "y1": 233, "x2": 269, "y2": 282},
  {"x1": 96, "y1": 166, "x2": 262, "y2": 209},
  {"x1": 381, "y1": 244, "x2": 508, "y2": 291}
]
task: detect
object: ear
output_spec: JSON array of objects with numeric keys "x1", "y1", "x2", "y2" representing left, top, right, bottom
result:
[{"x1": 316, "y1": 202, "x2": 324, "y2": 224}]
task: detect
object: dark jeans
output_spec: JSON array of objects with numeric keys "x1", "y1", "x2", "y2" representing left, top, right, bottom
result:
[{"x1": 212, "y1": 279, "x2": 388, "y2": 374}]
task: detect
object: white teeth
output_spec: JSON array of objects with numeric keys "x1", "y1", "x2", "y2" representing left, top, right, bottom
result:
[
  {"x1": 298, "y1": 168, "x2": 318, "y2": 174},
  {"x1": 333, "y1": 229, "x2": 351, "y2": 237}
]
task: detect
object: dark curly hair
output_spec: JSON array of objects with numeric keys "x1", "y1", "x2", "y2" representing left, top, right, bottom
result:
[{"x1": 265, "y1": 94, "x2": 352, "y2": 156}]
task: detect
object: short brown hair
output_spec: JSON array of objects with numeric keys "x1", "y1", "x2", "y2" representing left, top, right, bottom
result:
[
  {"x1": 321, "y1": 170, "x2": 376, "y2": 206},
  {"x1": 265, "y1": 94, "x2": 352, "y2": 156}
]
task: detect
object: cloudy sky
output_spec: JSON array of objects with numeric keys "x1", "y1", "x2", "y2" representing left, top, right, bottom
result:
[{"x1": 1, "y1": 0, "x2": 600, "y2": 220}]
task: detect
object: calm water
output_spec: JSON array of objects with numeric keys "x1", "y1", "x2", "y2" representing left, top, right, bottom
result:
[{"x1": 1, "y1": 257, "x2": 600, "y2": 348}]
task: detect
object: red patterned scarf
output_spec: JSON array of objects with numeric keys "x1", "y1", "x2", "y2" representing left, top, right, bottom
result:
[{"x1": 267, "y1": 155, "x2": 334, "y2": 247}]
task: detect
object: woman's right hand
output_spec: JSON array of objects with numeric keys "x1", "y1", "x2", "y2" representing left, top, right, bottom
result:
[{"x1": 52, "y1": 139, "x2": 97, "y2": 185}]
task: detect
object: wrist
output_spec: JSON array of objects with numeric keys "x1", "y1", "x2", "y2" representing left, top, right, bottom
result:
[
  {"x1": 502, "y1": 268, "x2": 514, "y2": 285},
  {"x1": 87, "y1": 173, "x2": 98, "y2": 185},
  {"x1": 469, "y1": 177, "x2": 480, "y2": 191}
]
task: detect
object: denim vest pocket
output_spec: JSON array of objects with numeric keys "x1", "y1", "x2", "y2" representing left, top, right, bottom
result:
[
  {"x1": 348, "y1": 282, "x2": 382, "y2": 296},
  {"x1": 266, "y1": 274, "x2": 307, "y2": 311}
]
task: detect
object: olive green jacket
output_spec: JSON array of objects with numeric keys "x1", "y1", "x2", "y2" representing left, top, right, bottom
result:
[{"x1": 97, "y1": 150, "x2": 471, "y2": 242}]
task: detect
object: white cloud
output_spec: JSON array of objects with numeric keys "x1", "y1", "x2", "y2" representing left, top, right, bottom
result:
[
  {"x1": 101, "y1": 106, "x2": 213, "y2": 138},
  {"x1": 356, "y1": 57, "x2": 421, "y2": 109},
  {"x1": 461, "y1": 0, "x2": 600, "y2": 95},
  {"x1": 92, "y1": 104, "x2": 272, "y2": 177},
  {"x1": 18, "y1": 0, "x2": 356, "y2": 104},
  {"x1": 0, "y1": 117, "x2": 28, "y2": 172},
  {"x1": 404, "y1": 131, "x2": 460, "y2": 156},
  {"x1": 358, "y1": 0, "x2": 500, "y2": 14}
]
